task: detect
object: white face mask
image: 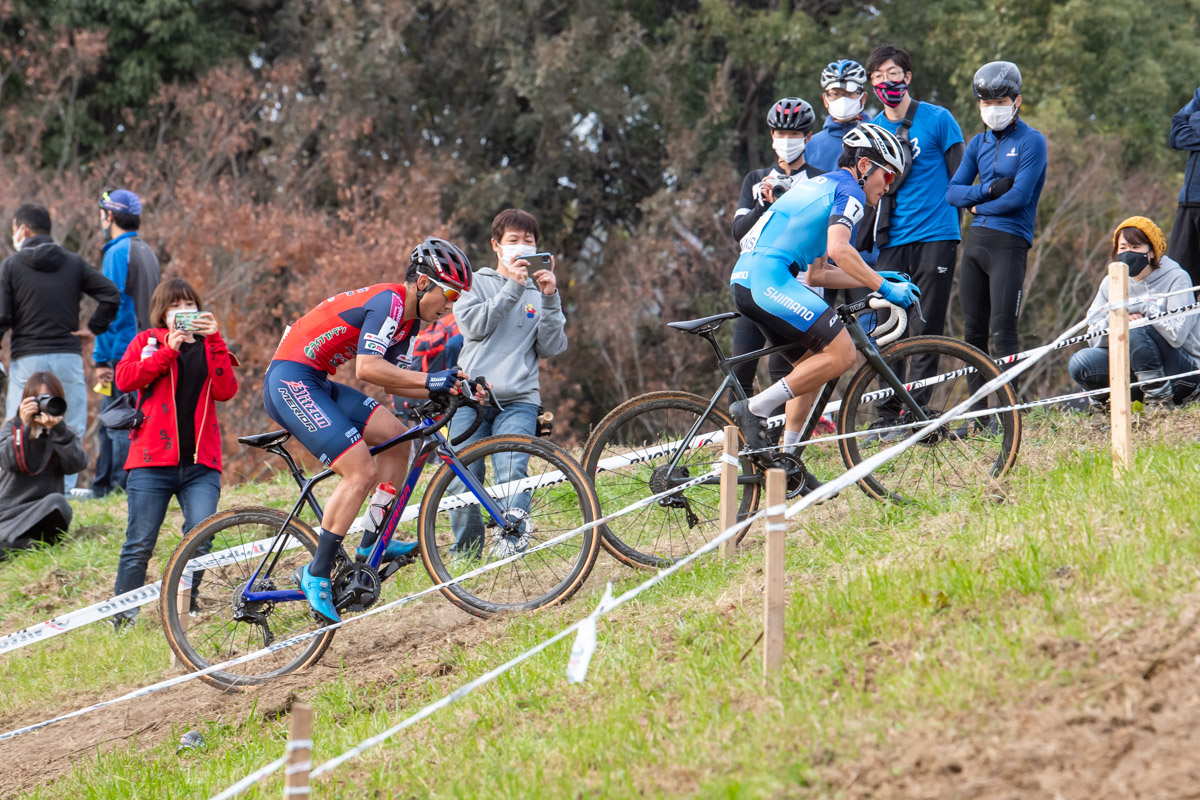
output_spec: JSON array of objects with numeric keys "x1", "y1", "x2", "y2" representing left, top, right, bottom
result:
[
  {"x1": 166, "y1": 304, "x2": 199, "y2": 331},
  {"x1": 772, "y1": 136, "x2": 807, "y2": 164},
  {"x1": 980, "y1": 103, "x2": 1017, "y2": 131},
  {"x1": 827, "y1": 95, "x2": 864, "y2": 121},
  {"x1": 499, "y1": 243, "x2": 537, "y2": 266},
  {"x1": 11, "y1": 231, "x2": 23, "y2": 252}
]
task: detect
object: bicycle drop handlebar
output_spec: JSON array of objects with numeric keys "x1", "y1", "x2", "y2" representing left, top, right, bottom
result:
[{"x1": 415, "y1": 375, "x2": 503, "y2": 447}]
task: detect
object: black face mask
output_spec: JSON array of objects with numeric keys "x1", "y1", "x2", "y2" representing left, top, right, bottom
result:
[{"x1": 1117, "y1": 250, "x2": 1151, "y2": 278}]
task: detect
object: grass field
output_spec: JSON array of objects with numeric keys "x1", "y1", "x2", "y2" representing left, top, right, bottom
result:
[{"x1": 2, "y1": 408, "x2": 1198, "y2": 798}]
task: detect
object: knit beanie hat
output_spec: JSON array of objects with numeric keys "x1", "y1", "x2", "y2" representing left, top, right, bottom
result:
[{"x1": 1112, "y1": 216, "x2": 1167, "y2": 260}]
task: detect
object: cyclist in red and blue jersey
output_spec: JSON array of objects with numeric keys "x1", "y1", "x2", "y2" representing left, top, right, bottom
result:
[
  {"x1": 729, "y1": 124, "x2": 921, "y2": 485},
  {"x1": 264, "y1": 237, "x2": 485, "y2": 622}
]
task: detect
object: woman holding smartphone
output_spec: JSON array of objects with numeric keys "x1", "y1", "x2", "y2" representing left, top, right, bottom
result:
[{"x1": 109, "y1": 277, "x2": 239, "y2": 631}]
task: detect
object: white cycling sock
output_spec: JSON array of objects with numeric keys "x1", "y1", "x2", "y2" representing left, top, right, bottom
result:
[
  {"x1": 782, "y1": 430, "x2": 801, "y2": 454},
  {"x1": 748, "y1": 378, "x2": 794, "y2": 418}
]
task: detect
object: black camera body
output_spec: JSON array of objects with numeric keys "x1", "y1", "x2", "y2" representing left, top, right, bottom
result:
[{"x1": 36, "y1": 394, "x2": 67, "y2": 417}]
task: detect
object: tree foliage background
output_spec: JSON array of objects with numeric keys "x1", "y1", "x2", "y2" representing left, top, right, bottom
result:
[{"x1": 2, "y1": 0, "x2": 1198, "y2": 478}]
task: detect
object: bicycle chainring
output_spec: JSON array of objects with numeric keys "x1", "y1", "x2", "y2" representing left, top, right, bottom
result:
[
  {"x1": 774, "y1": 453, "x2": 811, "y2": 500},
  {"x1": 332, "y1": 562, "x2": 381, "y2": 614}
]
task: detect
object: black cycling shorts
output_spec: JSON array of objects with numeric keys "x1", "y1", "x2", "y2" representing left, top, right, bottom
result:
[{"x1": 731, "y1": 283, "x2": 844, "y2": 363}]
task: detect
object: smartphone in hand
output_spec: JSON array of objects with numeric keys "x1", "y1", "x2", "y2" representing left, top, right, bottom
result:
[
  {"x1": 174, "y1": 311, "x2": 201, "y2": 331},
  {"x1": 523, "y1": 253, "x2": 554, "y2": 271}
]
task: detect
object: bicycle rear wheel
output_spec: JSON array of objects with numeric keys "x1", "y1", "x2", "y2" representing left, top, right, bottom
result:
[
  {"x1": 837, "y1": 335, "x2": 1021, "y2": 503},
  {"x1": 160, "y1": 507, "x2": 335, "y2": 690},
  {"x1": 581, "y1": 391, "x2": 760, "y2": 569},
  {"x1": 419, "y1": 435, "x2": 601, "y2": 618}
]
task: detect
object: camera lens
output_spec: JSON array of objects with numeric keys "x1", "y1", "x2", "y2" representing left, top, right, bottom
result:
[{"x1": 37, "y1": 394, "x2": 67, "y2": 416}]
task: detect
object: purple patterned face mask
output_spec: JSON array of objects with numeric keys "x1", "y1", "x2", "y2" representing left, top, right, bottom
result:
[{"x1": 873, "y1": 80, "x2": 908, "y2": 108}]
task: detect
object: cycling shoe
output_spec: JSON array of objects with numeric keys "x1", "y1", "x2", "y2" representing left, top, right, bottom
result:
[
  {"x1": 729, "y1": 400, "x2": 771, "y2": 454},
  {"x1": 356, "y1": 539, "x2": 419, "y2": 562},
  {"x1": 293, "y1": 564, "x2": 341, "y2": 623}
]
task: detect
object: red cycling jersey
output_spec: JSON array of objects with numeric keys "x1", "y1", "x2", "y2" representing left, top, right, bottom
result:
[{"x1": 272, "y1": 283, "x2": 419, "y2": 374}]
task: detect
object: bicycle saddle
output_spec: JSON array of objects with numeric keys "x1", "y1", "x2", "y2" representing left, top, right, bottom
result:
[
  {"x1": 237, "y1": 429, "x2": 292, "y2": 449},
  {"x1": 667, "y1": 312, "x2": 741, "y2": 334}
]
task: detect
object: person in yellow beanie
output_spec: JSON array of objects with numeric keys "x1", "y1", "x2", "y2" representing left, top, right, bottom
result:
[{"x1": 1068, "y1": 217, "x2": 1200, "y2": 409}]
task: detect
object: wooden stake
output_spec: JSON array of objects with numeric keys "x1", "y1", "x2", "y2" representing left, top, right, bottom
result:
[
  {"x1": 171, "y1": 586, "x2": 190, "y2": 669},
  {"x1": 718, "y1": 425, "x2": 740, "y2": 560},
  {"x1": 763, "y1": 468, "x2": 786, "y2": 676},
  {"x1": 1108, "y1": 261, "x2": 1133, "y2": 475},
  {"x1": 284, "y1": 702, "x2": 313, "y2": 799}
]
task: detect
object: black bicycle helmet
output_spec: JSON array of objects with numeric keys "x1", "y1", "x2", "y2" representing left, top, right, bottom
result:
[
  {"x1": 410, "y1": 237, "x2": 473, "y2": 293},
  {"x1": 767, "y1": 97, "x2": 816, "y2": 133},
  {"x1": 973, "y1": 61, "x2": 1022, "y2": 100}
]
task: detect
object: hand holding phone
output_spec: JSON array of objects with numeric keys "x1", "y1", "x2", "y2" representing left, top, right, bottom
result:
[{"x1": 173, "y1": 310, "x2": 201, "y2": 332}]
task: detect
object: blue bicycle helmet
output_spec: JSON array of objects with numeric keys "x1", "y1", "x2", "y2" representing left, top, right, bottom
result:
[{"x1": 820, "y1": 59, "x2": 868, "y2": 92}]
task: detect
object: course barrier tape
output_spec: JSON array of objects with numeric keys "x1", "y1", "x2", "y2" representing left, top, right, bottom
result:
[
  {"x1": 209, "y1": 295, "x2": 1082, "y2": 799},
  {"x1": 0, "y1": 464, "x2": 724, "y2": 743}
]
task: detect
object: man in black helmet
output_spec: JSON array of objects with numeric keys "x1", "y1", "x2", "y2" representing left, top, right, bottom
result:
[{"x1": 947, "y1": 60, "x2": 1047, "y2": 401}]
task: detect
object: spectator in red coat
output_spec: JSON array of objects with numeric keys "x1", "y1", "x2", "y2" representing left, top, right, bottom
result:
[{"x1": 108, "y1": 277, "x2": 239, "y2": 630}]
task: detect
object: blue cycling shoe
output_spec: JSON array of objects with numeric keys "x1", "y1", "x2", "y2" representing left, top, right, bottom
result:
[
  {"x1": 356, "y1": 539, "x2": 419, "y2": 562},
  {"x1": 293, "y1": 565, "x2": 341, "y2": 623}
]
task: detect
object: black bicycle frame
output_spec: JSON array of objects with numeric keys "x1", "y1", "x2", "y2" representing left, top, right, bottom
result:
[{"x1": 658, "y1": 304, "x2": 929, "y2": 484}]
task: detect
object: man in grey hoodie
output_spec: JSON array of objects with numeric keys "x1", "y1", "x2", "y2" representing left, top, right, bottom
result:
[
  {"x1": 448, "y1": 208, "x2": 568, "y2": 556},
  {"x1": 1069, "y1": 217, "x2": 1200, "y2": 409}
]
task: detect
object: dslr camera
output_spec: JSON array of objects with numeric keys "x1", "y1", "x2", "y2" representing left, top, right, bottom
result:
[{"x1": 36, "y1": 394, "x2": 67, "y2": 417}]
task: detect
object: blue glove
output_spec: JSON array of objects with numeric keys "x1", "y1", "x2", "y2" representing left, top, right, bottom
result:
[
  {"x1": 425, "y1": 368, "x2": 462, "y2": 395},
  {"x1": 876, "y1": 270, "x2": 910, "y2": 283},
  {"x1": 877, "y1": 279, "x2": 922, "y2": 309}
]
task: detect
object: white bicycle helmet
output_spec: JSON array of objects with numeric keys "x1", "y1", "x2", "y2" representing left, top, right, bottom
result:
[
  {"x1": 842, "y1": 122, "x2": 906, "y2": 174},
  {"x1": 820, "y1": 59, "x2": 868, "y2": 92}
]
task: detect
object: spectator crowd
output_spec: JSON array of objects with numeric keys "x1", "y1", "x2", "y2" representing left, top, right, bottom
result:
[{"x1": 0, "y1": 43, "x2": 1197, "y2": 629}]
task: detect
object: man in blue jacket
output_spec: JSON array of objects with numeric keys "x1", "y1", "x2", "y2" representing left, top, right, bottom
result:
[
  {"x1": 91, "y1": 189, "x2": 160, "y2": 497},
  {"x1": 1169, "y1": 85, "x2": 1200, "y2": 286},
  {"x1": 806, "y1": 59, "x2": 873, "y2": 173},
  {"x1": 946, "y1": 61, "x2": 1047, "y2": 389}
]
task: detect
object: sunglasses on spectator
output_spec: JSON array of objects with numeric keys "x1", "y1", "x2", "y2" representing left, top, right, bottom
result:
[{"x1": 427, "y1": 276, "x2": 461, "y2": 302}]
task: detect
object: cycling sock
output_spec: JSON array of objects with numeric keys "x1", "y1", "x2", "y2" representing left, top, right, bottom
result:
[
  {"x1": 782, "y1": 430, "x2": 801, "y2": 454},
  {"x1": 358, "y1": 529, "x2": 379, "y2": 550},
  {"x1": 748, "y1": 379, "x2": 794, "y2": 417},
  {"x1": 311, "y1": 528, "x2": 341, "y2": 578}
]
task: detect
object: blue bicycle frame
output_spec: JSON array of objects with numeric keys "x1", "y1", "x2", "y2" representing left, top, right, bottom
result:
[{"x1": 239, "y1": 413, "x2": 510, "y2": 605}]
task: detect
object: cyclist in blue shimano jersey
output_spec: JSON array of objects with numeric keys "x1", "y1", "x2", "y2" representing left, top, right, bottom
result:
[{"x1": 729, "y1": 123, "x2": 921, "y2": 480}]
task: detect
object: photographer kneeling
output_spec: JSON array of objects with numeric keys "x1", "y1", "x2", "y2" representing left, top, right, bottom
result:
[
  {"x1": 1069, "y1": 217, "x2": 1200, "y2": 410},
  {"x1": 0, "y1": 373, "x2": 86, "y2": 555}
]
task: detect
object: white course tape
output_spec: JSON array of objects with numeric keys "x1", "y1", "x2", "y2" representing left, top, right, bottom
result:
[
  {"x1": 212, "y1": 302, "x2": 1082, "y2": 799},
  {"x1": 566, "y1": 582, "x2": 616, "y2": 684},
  {"x1": 207, "y1": 756, "x2": 289, "y2": 800},
  {"x1": 0, "y1": 465, "x2": 723, "y2": 744}
]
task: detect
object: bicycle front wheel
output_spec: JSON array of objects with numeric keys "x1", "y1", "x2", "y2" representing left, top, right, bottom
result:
[
  {"x1": 837, "y1": 335, "x2": 1022, "y2": 503},
  {"x1": 581, "y1": 391, "x2": 761, "y2": 569},
  {"x1": 160, "y1": 507, "x2": 335, "y2": 690},
  {"x1": 418, "y1": 435, "x2": 601, "y2": 618}
]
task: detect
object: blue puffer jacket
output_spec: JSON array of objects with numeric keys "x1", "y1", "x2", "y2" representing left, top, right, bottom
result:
[
  {"x1": 946, "y1": 117, "x2": 1047, "y2": 245},
  {"x1": 1171, "y1": 87, "x2": 1200, "y2": 206}
]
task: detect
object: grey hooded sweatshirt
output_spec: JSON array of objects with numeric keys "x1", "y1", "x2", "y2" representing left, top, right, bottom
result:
[
  {"x1": 1083, "y1": 255, "x2": 1200, "y2": 365},
  {"x1": 454, "y1": 267, "x2": 568, "y2": 405}
]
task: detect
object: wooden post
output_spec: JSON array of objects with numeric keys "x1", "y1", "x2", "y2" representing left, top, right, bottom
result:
[
  {"x1": 284, "y1": 702, "x2": 313, "y2": 799},
  {"x1": 763, "y1": 468, "x2": 786, "y2": 676},
  {"x1": 171, "y1": 586, "x2": 190, "y2": 668},
  {"x1": 1108, "y1": 261, "x2": 1133, "y2": 475},
  {"x1": 718, "y1": 425, "x2": 740, "y2": 560}
]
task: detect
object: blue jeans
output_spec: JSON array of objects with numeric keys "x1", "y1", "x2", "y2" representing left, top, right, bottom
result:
[
  {"x1": 1068, "y1": 326, "x2": 1200, "y2": 403},
  {"x1": 447, "y1": 402, "x2": 538, "y2": 553},
  {"x1": 92, "y1": 389, "x2": 130, "y2": 497},
  {"x1": 7, "y1": 353, "x2": 87, "y2": 491},
  {"x1": 112, "y1": 464, "x2": 221, "y2": 620}
]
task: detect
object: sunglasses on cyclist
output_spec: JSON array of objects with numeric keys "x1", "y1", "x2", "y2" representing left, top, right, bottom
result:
[
  {"x1": 426, "y1": 276, "x2": 461, "y2": 302},
  {"x1": 865, "y1": 162, "x2": 897, "y2": 185}
]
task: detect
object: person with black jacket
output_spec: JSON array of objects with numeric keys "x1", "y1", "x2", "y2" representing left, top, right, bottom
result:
[
  {"x1": 1, "y1": 203, "x2": 120, "y2": 492},
  {"x1": 0, "y1": 372, "x2": 87, "y2": 555}
]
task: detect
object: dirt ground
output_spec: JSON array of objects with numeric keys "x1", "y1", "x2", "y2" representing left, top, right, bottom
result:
[{"x1": 822, "y1": 606, "x2": 1200, "y2": 799}]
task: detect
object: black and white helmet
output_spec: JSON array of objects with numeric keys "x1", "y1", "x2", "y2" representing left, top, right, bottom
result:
[
  {"x1": 766, "y1": 97, "x2": 816, "y2": 132},
  {"x1": 973, "y1": 61, "x2": 1022, "y2": 100},
  {"x1": 842, "y1": 122, "x2": 905, "y2": 174},
  {"x1": 820, "y1": 59, "x2": 868, "y2": 92}
]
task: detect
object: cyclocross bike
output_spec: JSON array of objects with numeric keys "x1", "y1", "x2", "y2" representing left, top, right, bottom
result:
[
  {"x1": 582, "y1": 294, "x2": 1022, "y2": 568},
  {"x1": 159, "y1": 379, "x2": 601, "y2": 690}
]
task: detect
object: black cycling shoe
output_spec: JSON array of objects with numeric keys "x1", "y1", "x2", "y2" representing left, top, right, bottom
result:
[
  {"x1": 729, "y1": 399, "x2": 772, "y2": 454},
  {"x1": 863, "y1": 415, "x2": 905, "y2": 444}
]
